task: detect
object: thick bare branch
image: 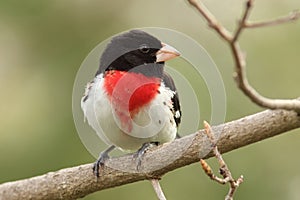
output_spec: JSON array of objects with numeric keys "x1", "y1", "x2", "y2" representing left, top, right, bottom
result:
[{"x1": 0, "y1": 109, "x2": 299, "y2": 200}]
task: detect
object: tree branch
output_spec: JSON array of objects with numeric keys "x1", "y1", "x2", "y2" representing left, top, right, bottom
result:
[
  {"x1": 187, "y1": 0, "x2": 232, "y2": 41},
  {"x1": 200, "y1": 121, "x2": 244, "y2": 200},
  {"x1": 0, "y1": 109, "x2": 299, "y2": 200},
  {"x1": 232, "y1": 0, "x2": 253, "y2": 42},
  {"x1": 151, "y1": 179, "x2": 167, "y2": 200},
  {"x1": 245, "y1": 10, "x2": 300, "y2": 28},
  {"x1": 188, "y1": 0, "x2": 300, "y2": 112}
]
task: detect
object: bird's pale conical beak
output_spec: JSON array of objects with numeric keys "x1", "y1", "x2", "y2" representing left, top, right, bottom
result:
[{"x1": 156, "y1": 43, "x2": 180, "y2": 63}]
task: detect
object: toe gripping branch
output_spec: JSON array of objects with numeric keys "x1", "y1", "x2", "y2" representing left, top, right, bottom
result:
[
  {"x1": 134, "y1": 142, "x2": 159, "y2": 171},
  {"x1": 93, "y1": 145, "x2": 115, "y2": 177}
]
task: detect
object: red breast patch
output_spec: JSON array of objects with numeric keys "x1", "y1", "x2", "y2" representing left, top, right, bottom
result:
[{"x1": 103, "y1": 70, "x2": 160, "y2": 132}]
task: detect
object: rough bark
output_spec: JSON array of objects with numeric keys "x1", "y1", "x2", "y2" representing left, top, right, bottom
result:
[{"x1": 0, "y1": 109, "x2": 299, "y2": 200}]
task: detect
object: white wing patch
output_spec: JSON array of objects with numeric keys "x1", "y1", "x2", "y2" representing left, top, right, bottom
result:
[{"x1": 175, "y1": 110, "x2": 181, "y2": 119}]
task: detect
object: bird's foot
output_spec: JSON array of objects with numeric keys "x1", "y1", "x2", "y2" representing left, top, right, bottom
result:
[
  {"x1": 93, "y1": 145, "x2": 115, "y2": 177},
  {"x1": 133, "y1": 142, "x2": 159, "y2": 171},
  {"x1": 176, "y1": 133, "x2": 181, "y2": 139}
]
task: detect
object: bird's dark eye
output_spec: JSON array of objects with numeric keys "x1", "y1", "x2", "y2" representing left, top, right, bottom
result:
[{"x1": 139, "y1": 44, "x2": 150, "y2": 54}]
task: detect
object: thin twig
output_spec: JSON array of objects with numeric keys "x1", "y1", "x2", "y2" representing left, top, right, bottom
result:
[
  {"x1": 232, "y1": 0, "x2": 300, "y2": 112},
  {"x1": 150, "y1": 179, "x2": 167, "y2": 200},
  {"x1": 201, "y1": 121, "x2": 243, "y2": 200},
  {"x1": 200, "y1": 159, "x2": 229, "y2": 184},
  {"x1": 187, "y1": 0, "x2": 232, "y2": 41},
  {"x1": 232, "y1": 0, "x2": 253, "y2": 42},
  {"x1": 188, "y1": 0, "x2": 300, "y2": 112},
  {"x1": 245, "y1": 10, "x2": 300, "y2": 28}
]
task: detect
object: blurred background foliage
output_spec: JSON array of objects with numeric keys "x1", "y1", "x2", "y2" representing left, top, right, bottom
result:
[{"x1": 0, "y1": 0, "x2": 300, "y2": 199}]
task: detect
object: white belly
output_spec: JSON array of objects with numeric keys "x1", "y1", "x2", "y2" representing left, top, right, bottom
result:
[{"x1": 81, "y1": 74, "x2": 177, "y2": 152}]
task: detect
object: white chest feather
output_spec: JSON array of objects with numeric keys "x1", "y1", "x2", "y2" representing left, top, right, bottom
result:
[{"x1": 81, "y1": 74, "x2": 177, "y2": 152}]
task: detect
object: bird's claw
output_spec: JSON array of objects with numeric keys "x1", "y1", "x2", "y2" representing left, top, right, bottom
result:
[
  {"x1": 93, "y1": 152, "x2": 110, "y2": 177},
  {"x1": 132, "y1": 151, "x2": 143, "y2": 171},
  {"x1": 93, "y1": 145, "x2": 115, "y2": 177},
  {"x1": 133, "y1": 142, "x2": 159, "y2": 171}
]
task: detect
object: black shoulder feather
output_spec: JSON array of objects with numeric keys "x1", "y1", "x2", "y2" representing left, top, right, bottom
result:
[{"x1": 162, "y1": 72, "x2": 181, "y2": 127}]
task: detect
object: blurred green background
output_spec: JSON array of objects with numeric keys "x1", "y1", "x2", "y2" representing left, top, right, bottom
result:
[{"x1": 1, "y1": 0, "x2": 300, "y2": 199}]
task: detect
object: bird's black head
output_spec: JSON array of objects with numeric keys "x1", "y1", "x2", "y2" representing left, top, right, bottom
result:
[{"x1": 96, "y1": 30, "x2": 179, "y2": 78}]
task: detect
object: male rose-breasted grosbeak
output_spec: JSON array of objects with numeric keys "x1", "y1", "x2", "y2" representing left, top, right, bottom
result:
[{"x1": 81, "y1": 30, "x2": 181, "y2": 176}]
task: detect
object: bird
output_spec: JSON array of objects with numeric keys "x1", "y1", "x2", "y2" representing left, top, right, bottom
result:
[{"x1": 81, "y1": 30, "x2": 182, "y2": 177}]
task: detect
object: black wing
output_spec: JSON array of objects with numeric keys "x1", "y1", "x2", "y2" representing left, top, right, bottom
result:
[{"x1": 162, "y1": 72, "x2": 181, "y2": 127}]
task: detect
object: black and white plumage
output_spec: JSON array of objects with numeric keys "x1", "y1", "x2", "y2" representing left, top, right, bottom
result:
[{"x1": 81, "y1": 30, "x2": 181, "y2": 176}]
